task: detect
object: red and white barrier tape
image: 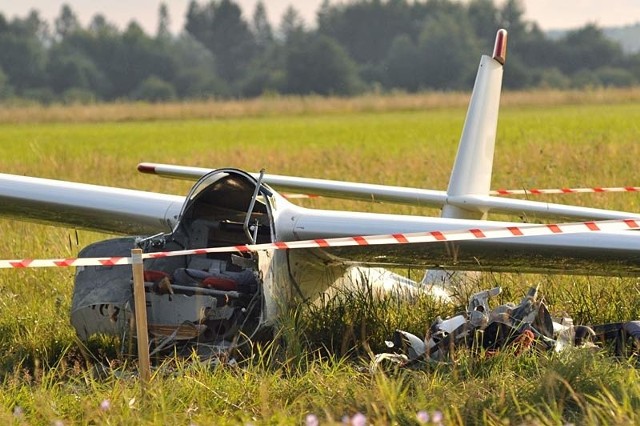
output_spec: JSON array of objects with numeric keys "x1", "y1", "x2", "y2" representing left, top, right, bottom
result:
[
  {"x1": 1, "y1": 219, "x2": 639, "y2": 269},
  {"x1": 282, "y1": 193, "x2": 321, "y2": 199},
  {"x1": 283, "y1": 187, "x2": 640, "y2": 200},
  {"x1": 491, "y1": 186, "x2": 640, "y2": 196},
  {"x1": 1, "y1": 257, "x2": 133, "y2": 269}
]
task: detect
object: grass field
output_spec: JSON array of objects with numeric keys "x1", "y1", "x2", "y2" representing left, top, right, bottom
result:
[{"x1": 1, "y1": 90, "x2": 640, "y2": 424}]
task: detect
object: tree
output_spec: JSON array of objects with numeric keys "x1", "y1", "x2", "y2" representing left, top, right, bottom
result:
[
  {"x1": 317, "y1": 0, "x2": 414, "y2": 65},
  {"x1": 157, "y1": 3, "x2": 171, "y2": 39},
  {"x1": 0, "y1": 15, "x2": 48, "y2": 92},
  {"x1": 279, "y1": 5, "x2": 305, "y2": 42},
  {"x1": 131, "y1": 75, "x2": 176, "y2": 102},
  {"x1": 594, "y1": 66, "x2": 636, "y2": 87},
  {"x1": 88, "y1": 14, "x2": 116, "y2": 34},
  {"x1": 0, "y1": 13, "x2": 7, "y2": 34},
  {"x1": 558, "y1": 25, "x2": 624, "y2": 74},
  {"x1": 571, "y1": 69, "x2": 601, "y2": 88},
  {"x1": 239, "y1": 1, "x2": 283, "y2": 97},
  {"x1": 0, "y1": 66, "x2": 14, "y2": 99},
  {"x1": 240, "y1": 42, "x2": 286, "y2": 97},
  {"x1": 252, "y1": 1, "x2": 272, "y2": 49},
  {"x1": 46, "y1": 47, "x2": 105, "y2": 96},
  {"x1": 124, "y1": 22, "x2": 177, "y2": 93},
  {"x1": 54, "y1": 4, "x2": 80, "y2": 40},
  {"x1": 284, "y1": 33, "x2": 362, "y2": 95},
  {"x1": 170, "y1": 34, "x2": 228, "y2": 98},
  {"x1": 622, "y1": 52, "x2": 640, "y2": 83},
  {"x1": 185, "y1": 1, "x2": 208, "y2": 39},
  {"x1": 385, "y1": 34, "x2": 421, "y2": 91},
  {"x1": 417, "y1": 12, "x2": 480, "y2": 89},
  {"x1": 316, "y1": 0, "x2": 332, "y2": 28},
  {"x1": 467, "y1": 0, "x2": 500, "y2": 49},
  {"x1": 185, "y1": 0, "x2": 256, "y2": 83},
  {"x1": 69, "y1": 15, "x2": 120, "y2": 99},
  {"x1": 537, "y1": 67, "x2": 570, "y2": 89},
  {"x1": 2, "y1": 0, "x2": 639, "y2": 102},
  {"x1": 498, "y1": 0, "x2": 528, "y2": 46},
  {"x1": 514, "y1": 26, "x2": 562, "y2": 70}
]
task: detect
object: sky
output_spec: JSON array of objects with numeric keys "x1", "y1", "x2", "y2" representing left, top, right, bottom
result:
[{"x1": 2, "y1": 0, "x2": 640, "y2": 35}]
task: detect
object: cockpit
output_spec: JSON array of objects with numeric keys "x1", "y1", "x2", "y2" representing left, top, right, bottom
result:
[{"x1": 71, "y1": 169, "x2": 276, "y2": 355}]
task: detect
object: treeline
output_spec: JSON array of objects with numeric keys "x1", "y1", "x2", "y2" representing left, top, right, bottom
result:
[{"x1": 1, "y1": 0, "x2": 639, "y2": 104}]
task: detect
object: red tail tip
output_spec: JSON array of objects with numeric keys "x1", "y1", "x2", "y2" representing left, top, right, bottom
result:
[
  {"x1": 492, "y1": 29, "x2": 508, "y2": 65},
  {"x1": 137, "y1": 163, "x2": 156, "y2": 174}
]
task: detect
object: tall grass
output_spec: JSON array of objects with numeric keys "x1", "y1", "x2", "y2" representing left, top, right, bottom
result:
[
  {"x1": 1, "y1": 93, "x2": 640, "y2": 423},
  {"x1": 1, "y1": 87, "x2": 640, "y2": 124}
]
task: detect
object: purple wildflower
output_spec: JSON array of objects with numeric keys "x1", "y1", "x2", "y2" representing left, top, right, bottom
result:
[
  {"x1": 351, "y1": 412, "x2": 367, "y2": 426},
  {"x1": 431, "y1": 410, "x2": 443, "y2": 424},
  {"x1": 100, "y1": 399, "x2": 111, "y2": 411},
  {"x1": 416, "y1": 410, "x2": 430, "y2": 424},
  {"x1": 305, "y1": 414, "x2": 319, "y2": 426}
]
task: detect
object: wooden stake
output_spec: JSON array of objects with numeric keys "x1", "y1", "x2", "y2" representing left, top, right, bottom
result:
[{"x1": 131, "y1": 248, "x2": 151, "y2": 384}]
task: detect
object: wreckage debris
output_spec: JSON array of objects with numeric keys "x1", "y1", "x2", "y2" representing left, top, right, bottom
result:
[{"x1": 376, "y1": 285, "x2": 640, "y2": 368}]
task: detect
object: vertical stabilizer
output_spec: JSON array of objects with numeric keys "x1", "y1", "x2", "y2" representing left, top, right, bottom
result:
[{"x1": 441, "y1": 29, "x2": 507, "y2": 220}]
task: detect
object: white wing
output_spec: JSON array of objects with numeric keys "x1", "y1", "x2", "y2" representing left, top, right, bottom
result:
[
  {"x1": 0, "y1": 173, "x2": 183, "y2": 234},
  {"x1": 137, "y1": 163, "x2": 640, "y2": 223}
]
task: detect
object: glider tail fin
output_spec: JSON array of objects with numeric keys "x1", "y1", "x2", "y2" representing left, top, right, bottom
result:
[{"x1": 441, "y1": 29, "x2": 507, "y2": 220}]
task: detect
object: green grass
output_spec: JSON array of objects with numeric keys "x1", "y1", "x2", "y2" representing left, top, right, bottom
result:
[{"x1": 1, "y1": 95, "x2": 640, "y2": 424}]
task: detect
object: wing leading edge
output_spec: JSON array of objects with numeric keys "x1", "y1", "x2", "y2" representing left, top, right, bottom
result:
[{"x1": 0, "y1": 173, "x2": 183, "y2": 235}]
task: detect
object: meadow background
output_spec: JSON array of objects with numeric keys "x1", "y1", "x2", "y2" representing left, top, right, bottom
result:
[{"x1": 1, "y1": 89, "x2": 640, "y2": 424}]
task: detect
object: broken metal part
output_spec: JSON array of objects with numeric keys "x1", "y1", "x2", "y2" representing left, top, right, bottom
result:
[
  {"x1": 590, "y1": 321, "x2": 640, "y2": 356},
  {"x1": 389, "y1": 330, "x2": 427, "y2": 361},
  {"x1": 468, "y1": 286, "x2": 502, "y2": 314},
  {"x1": 379, "y1": 285, "x2": 640, "y2": 364},
  {"x1": 574, "y1": 325, "x2": 596, "y2": 346}
]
